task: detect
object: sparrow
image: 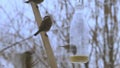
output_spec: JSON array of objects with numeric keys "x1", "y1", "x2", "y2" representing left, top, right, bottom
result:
[
  {"x1": 59, "y1": 44, "x2": 77, "y2": 55},
  {"x1": 25, "y1": 0, "x2": 44, "y2": 4},
  {"x1": 34, "y1": 15, "x2": 52, "y2": 36}
]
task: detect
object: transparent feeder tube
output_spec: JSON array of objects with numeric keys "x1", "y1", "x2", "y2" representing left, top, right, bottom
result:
[{"x1": 69, "y1": 3, "x2": 89, "y2": 63}]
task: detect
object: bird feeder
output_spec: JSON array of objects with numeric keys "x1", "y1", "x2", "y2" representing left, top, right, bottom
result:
[{"x1": 69, "y1": 1, "x2": 89, "y2": 63}]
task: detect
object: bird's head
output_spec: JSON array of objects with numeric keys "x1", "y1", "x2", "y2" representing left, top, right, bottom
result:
[{"x1": 44, "y1": 15, "x2": 51, "y2": 20}]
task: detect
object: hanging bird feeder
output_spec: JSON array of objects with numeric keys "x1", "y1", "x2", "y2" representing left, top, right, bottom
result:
[{"x1": 69, "y1": 0, "x2": 89, "y2": 63}]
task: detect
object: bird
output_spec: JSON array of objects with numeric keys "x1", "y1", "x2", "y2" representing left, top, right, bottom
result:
[
  {"x1": 25, "y1": 0, "x2": 44, "y2": 4},
  {"x1": 59, "y1": 44, "x2": 77, "y2": 55},
  {"x1": 34, "y1": 15, "x2": 52, "y2": 36}
]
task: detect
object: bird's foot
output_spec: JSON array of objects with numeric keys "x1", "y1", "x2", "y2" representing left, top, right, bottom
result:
[
  {"x1": 36, "y1": 5, "x2": 38, "y2": 8},
  {"x1": 45, "y1": 33, "x2": 48, "y2": 37}
]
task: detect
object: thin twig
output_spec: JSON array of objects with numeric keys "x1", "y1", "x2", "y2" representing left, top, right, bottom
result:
[{"x1": 0, "y1": 35, "x2": 34, "y2": 53}]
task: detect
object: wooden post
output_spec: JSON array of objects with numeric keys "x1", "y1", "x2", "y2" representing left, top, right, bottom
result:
[
  {"x1": 29, "y1": 2, "x2": 57, "y2": 68},
  {"x1": 24, "y1": 51, "x2": 32, "y2": 68},
  {"x1": 5, "y1": 53, "x2": 27, "y2": 68}
]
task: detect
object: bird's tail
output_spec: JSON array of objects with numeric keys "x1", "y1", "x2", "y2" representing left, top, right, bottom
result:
[
  {"x1": 24, "y1": 1, "x2": 30, "y2": 3},
  {"x1": 59, "y1": 46, "x2": 68, "y2": 49},
  {"x1": 34, "y1": 30, "x2": 41, "y2": 36}
]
